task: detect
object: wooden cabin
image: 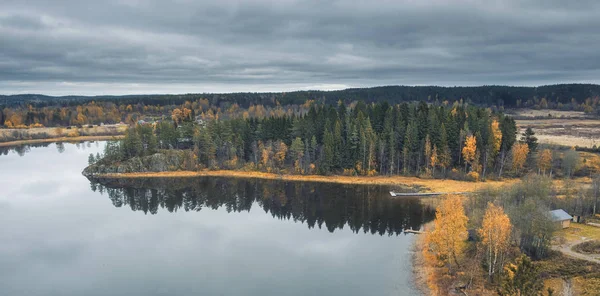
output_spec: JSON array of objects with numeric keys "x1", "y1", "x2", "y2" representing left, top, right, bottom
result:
[{"x1": 549, "y1": 209, "x2": 573, "y2": 229}]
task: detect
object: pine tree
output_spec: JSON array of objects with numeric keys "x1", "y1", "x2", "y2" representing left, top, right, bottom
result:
[
  {"x1": 193, "y1": 127, "x2": 216, "y2": 168},
  {"x1": 290, "y1": 137, "x2": 305, "y2": 173},
  {"x1": 322, "y1": 125, "x2": 335, "y2": 173},
  {"x1": 404, "y1": 121, "x2": 418, "y2": 174},
  {"x1": 333, "y1": 120, "x2": 343, "y2": 168},
  {"x1": 521, "y1": 127, "x2": 538, "y2": 152},
  {"x1": 439, "y1": 123, "x2": 451, "y2": 175},
  {"x1": 499, "y1": 116, "x2": 517, "y2": 177},
  {"x1": 498, "y1": 255, "x2": 546, "y2": 296},
  {"x1": 122, "y1": 127, "x2": 143, "y2": 159},
  {"x1": 424, "y1": 135, "x2": 432, "y2": 174},
  {"x1": 310, "y1": 135, "x2": 317, "y2": 163},
  {"x1": 363, "y1": 118, "x2": 377, "y2": 174}
]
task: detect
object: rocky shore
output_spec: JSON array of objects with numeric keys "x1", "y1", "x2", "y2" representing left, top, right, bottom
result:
[{"x1": 83, "y1": 150, "x2": 187, "y2": 177}]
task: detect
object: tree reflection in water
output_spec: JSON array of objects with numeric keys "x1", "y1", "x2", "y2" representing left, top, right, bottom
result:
[
  {"x1": 0, "y1": 141, "x2": 97, "y2": 156},
  {"x1": 89, "y1": 177, "x2": 435, "y2": 236}
]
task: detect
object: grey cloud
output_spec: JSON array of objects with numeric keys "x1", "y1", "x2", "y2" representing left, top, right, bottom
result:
[{"x1": 1, "y1": 0, "x2": 600, "y2": 95}]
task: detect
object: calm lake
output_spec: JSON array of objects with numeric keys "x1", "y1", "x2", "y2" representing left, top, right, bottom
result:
[{"x1": 0, "y1": 142, "x2": 434, "y2": 296}]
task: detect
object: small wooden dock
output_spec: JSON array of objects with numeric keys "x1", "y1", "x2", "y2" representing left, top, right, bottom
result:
[
  {"x1": 389, "y1": 191, "x2": 469, "y2": 197},
  {"x1": 404, "y1": 229, "x2": 427, "y2": 234}
]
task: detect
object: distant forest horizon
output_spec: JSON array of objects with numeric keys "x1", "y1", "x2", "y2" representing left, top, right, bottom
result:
[{"x1": 3, "y1": 83, "x2": 600, "y2": 110}]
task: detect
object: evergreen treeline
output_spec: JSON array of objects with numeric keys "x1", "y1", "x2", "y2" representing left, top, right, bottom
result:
[
  {"x1": 4, "y1": 84, "x2": 600, "y2": 109},
  {"x1": 4, "y1": 83, "x2": 600, "y2": 128},
  {"x1": 102, "y1": 101, "x2": 517, "y2": 179}
]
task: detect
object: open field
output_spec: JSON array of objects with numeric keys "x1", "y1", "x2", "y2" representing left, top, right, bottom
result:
[
  {"x1": 0, "y1": 124, "x2": 127, "y2": 146},
  {"x1": 509, "y1": 109, "x2": 591, "y2": 119},
  {"x1": 516, "y1": 117, "x2": 600, "y2": 148}
]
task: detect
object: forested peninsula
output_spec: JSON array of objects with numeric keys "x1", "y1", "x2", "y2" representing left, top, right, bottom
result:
[{"x1": 83, "y1": 100, "x2": 523, "y2": 184}]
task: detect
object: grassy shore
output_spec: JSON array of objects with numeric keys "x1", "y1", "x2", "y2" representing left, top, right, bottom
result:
[
  {"x1": 0, "y1": 135, "x2": 125, "y2": 147},
  {"x1": 0, "y1": 124, "x2": 127, "y2": 147},
  {"x1": 91, "y1": 170, "x2": 518, "y2": 192}
]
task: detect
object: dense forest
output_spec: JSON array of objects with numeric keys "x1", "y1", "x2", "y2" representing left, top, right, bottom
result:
[
  {"x1": 3, "y1": 84, "x2": 600, "y2": 109},
  {"x1": 91, "y1": 100, "x2": 524, "y2": 180},
  {"x1": 3, "y1": 84, "x2": 600, "y2": 129}
]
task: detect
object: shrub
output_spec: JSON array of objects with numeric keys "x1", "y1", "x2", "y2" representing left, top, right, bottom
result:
[
  {"x1": 467, "y1": 171, "x2": 480, "y2": 182},
  {"x1": 67, "y1": 130, "x2": 80, "y2": 137},
  {"x1": 572, "y1": 240, "x2": 600, "y2": 254}
]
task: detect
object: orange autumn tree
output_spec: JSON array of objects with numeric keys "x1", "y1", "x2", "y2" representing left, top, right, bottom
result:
[
  {"x1": 430, "y1": 145, "x2": 438, "y2": 175},
  {"x1": 537, "y1": 149, "x2": 553, "y2": 176},
  {"x1": 479, "y1": 203, "x2": 512, "y2": 281},
  {"x1": 491, "y1": 119, "x2": 503, "y2": 155},
  {"x1": 462, "y1": 134, "x2": 477, "y2": 172},
  {"x1": 511, "y1": 143, "x2": 530, "y2": 173},
  {"x1": 274, "y1": 141, "x2": 288, "y2": 169},
  {"x1": 171, "y1": 108, "x2": 183, "y2": 124},
  {"x1": 424, "y1": 194, "x2": 469, "y2": 269},
  {"x1": 182, "y1": 107, "x2": 192, "y2": 121}
]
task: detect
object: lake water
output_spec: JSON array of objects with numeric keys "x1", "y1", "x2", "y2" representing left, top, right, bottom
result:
[{"x1": 0, "y1": 142, "x2": 434, "y2": 296}]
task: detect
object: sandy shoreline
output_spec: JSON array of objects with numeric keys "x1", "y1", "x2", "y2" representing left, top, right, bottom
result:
[
  {"x1": 411, "y1": 224, "x2": 431, "y2": 296},
  {"x1": 87, "y1": 170, "x2": 514, "y2": 192}
]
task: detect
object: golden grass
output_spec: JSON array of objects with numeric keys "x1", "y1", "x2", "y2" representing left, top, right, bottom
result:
[
  {"x1": 0, "y1": 124, "x2": 127, "y2": 147},
  {"x1": 515, "y1": 112, "x2": 600, "y2": 148},
  {"x1": 538, "y1": 252, "x2": 600, "y2": 295},
  {"x1": 512, "y1": 109, "x2": 588, "y2": 118},
  {"x1": 94, "y1": 170, "x2": 517, "y2": 192},
  {"x1": 543, "y1": 278, "x2": 565, "y2": 296},
  {"x1": 555, "y1": 224, "x2": 600, "y2": 244},
  {"x1": 532, "y1": 134, "x2": 600, "y2": 148},
  {"x1": 515, "y1": 116, "x2": 600, "y2": 148},
  {"x1": 574, "y1": 277, "x2": 600, "y2": 295}
]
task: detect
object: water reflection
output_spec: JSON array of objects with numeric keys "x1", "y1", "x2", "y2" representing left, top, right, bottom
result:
[
  {"x1": 90, "y1": 177, "x2": 435, "y2": 236},
  {"x1": 0, "y1": 141, "x2": 98, "y2": 156}
]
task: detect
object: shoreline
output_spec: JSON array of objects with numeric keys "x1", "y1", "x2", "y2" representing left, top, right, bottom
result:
[
  {"x1": 0, "y1": 135, "x2": 125, "y2": 147},
  {"x1": 87, "y1": 170, "x2": 515, "y2": 192},
  {"x1": 412, "y1": 224, "x2": 432, "y2": 296}
]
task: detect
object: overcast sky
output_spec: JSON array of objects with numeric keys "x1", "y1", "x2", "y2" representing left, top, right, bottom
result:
[{"x1": 1, "y1": 0, "x2": 600, "y2": 95}]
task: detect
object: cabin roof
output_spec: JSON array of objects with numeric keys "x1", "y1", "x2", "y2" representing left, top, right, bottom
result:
[{"x1": 549, "y1": 209, "x2": 573, "y2": 222}]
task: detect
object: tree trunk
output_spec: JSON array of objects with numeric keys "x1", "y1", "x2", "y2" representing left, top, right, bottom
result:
[
  {"x1": 482, "y1": 151, "x2": 488, "y2": 180},
  {"x1": 498, "y1": 150, "x2": 506, "y2": 178},
  {"x1": 452, "y1": 251, "x2": 461, "y2": 269}
]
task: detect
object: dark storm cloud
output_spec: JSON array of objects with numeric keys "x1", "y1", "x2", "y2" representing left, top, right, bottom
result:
[{"x1": 1, "y1": 0, "x2": 600, "y2": 95}]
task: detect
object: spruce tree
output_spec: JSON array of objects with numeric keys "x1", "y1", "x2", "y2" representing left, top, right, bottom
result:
[
  {"x1": 498, "y1": 255, "x2": 546, "y2": 296},
  {"x1": 322, "y1": 126, "x2": 335, "y2": 173},
  {"x1": 521, "y1": 127, "x2": 538, "y2": 152}
]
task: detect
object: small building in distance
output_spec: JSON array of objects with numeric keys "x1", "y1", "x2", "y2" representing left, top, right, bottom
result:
[
  {"x1": 572, "y1": 214, "x2": 584, "y2": 223},
  {"x1": 549, "y1": 209, "x2": 573, "y2": 229}
]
